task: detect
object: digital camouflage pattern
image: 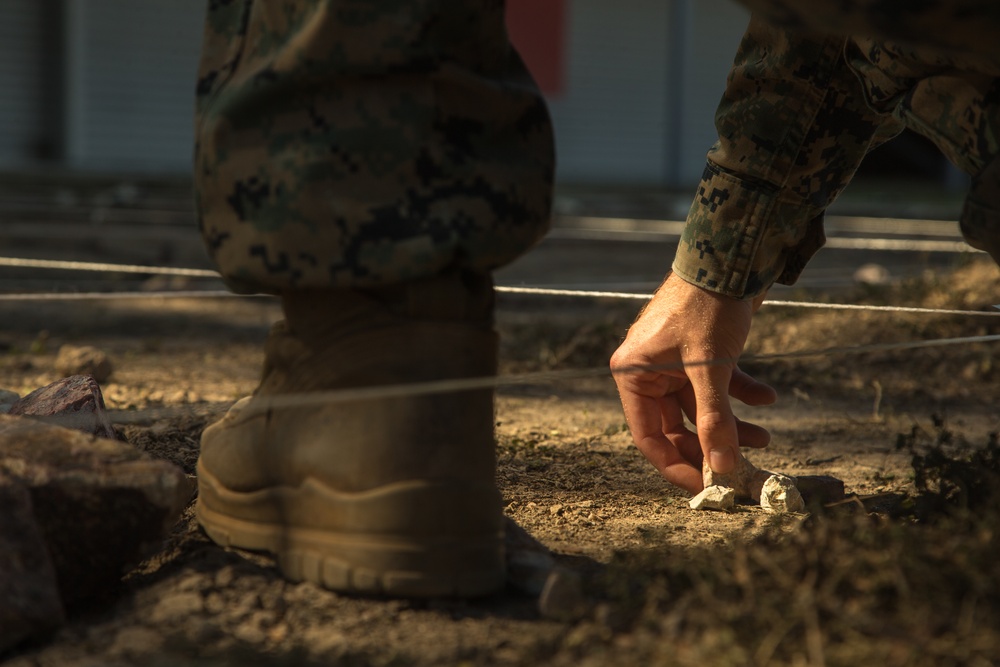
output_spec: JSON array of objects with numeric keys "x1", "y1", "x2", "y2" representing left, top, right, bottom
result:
[
  {"x1": 736, "y1": 0, "x2": 1000, "y2": 66},
  {"x1": 194, "y1": 0, "x2": 554, "y2": 293},
  {"x1": 675, "y1": 8, "x2": 1000, "y2": 298}
]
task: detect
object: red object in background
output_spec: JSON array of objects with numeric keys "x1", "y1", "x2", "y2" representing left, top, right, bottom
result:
[{"x1": 506, "y1": 0, "x2": 566, "y2": 96}]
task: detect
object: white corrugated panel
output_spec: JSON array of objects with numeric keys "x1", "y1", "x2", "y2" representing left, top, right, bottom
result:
[
  {"x1": 67, "y1": 0, "x2": 206, "y2": 172},
  {"x1": 0, "y1": 0, "x2": 47, "y2": 166},
  {"x1": 548, "y1": 0, "x2": 672, "y2": 185},
  {"x1": 549, "y1": 0, "x2": 749, "y2": 187},
  {"x1": 677, "y1": 1, "x2": 750, "y2": 185}
]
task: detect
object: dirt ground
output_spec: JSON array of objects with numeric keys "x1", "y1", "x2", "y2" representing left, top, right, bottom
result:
[{"x1": 2, "y1": 259, "x2": 999, "y2": 666}]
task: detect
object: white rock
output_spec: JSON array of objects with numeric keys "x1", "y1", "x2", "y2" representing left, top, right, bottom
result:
[
  {"x1": 689, "y1": 485, "x2": 736, "y2": 512},
  {"x1": 760, "y1": 474, "x2": 805, "y2": 514},
  {"x1": 703, "y1": 453, "x2": 773, "y2": 502},
  {"x1": 853, "y1": 263, "x2": 891, "y2": 285}
]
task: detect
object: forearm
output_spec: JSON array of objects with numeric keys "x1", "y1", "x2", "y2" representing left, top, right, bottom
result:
[{"x1": 673, "y1": 17, "x2": 902, "y2": 298}]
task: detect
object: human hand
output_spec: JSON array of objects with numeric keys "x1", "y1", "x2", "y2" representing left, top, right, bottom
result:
[{"x1": 610, "y1": 273, "x2": 776, "y2": 493}]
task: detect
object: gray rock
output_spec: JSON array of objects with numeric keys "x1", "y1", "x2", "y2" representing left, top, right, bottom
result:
[
  {"x1": 504, "y1": 516, "x2": 556, "y2": 596},
  {"x1": 760, "y1": 474, "x2": 805, "y2": 514},
  {"x1": 689, "y1": 485, "x2": 736, "y2": 512},
  {"x1": 54, "y1": 345, "x2": 113, "y2": 383},
  {"x1": 9, "y1": 375, "x2": 116, "y2": 439},
  {"x1": 505, "y1": 518, "x2": 593, "y2": 622},
  {"x1": 0, "y1": 472, "x2": 66, "y2": 653},
  {"x1": 0, "y1": 389, "x2": 19, "y2": 414},
  {"x1": 538, "y1": 569, "x2": 588, "y2": 622},
  {"x1": 0, "y1": 415, "x2": 195, "y2": 611},
  {"x1": 795, "y1": 474, "x2": 847, "y2": 505}
]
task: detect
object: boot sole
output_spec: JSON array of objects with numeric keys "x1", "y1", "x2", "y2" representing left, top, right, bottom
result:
[{"x1": 196, "y1": 463, "x2": 505, "y2": 598}]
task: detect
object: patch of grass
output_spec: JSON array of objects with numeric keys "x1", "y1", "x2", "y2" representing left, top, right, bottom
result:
[
  {"x1": 896, "y1": 415, "x2": 1000, "y2": 522},
  {"x1": 579, "y1": 425, "x2": 1000, "y2": 666}
]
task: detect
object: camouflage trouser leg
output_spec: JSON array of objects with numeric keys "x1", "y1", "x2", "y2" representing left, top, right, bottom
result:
[
  {"x1": 674, "y1": 13, "x2": 1000, "y2": 298},
  {"x1": 194, "y1": 1, "x2": 554, "y2": 293},
  {"x1": 847, "y1": 39, "x2": 1000, "y2": 265},
  {"x1": 734, "y1": 0, "x2": 1000, "y2": 66}
]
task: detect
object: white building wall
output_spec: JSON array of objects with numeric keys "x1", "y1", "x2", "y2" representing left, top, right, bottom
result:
[
  {"x1": 0, "y1": 0, "x2": 49, "y2": 166},
  {"x1": 676, "y1": 1, "x2": 750, "y2": 184},
  {"x1": 550, "y1": 0, "x2": 749, "y2": 187},
  {"x1": 65, "y1": 0, "x2": 206, "y2": 171},
  {"x1": 0, "y1": 0, "x2": 749, "y2": 184},
  {"x1": 547, "y1": 0, "x2": 672, "y2": 186}
]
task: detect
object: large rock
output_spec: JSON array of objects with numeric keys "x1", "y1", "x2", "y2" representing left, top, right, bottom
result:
[
  {"x1": 54, "y1": 345, "x2": 113, "y2": 383},
  {"x1": 795, "y1": 475, "x2": 846, "y2": 505},
  {"x1": 0, "y1": 472, "x2": 65, "y2": 653},
  {"x1": 9, "y1": 375, "x2": 116, "y2": 439},
  {"x1": 0, "y1": 415, "x2": 194, "y2": 612}
]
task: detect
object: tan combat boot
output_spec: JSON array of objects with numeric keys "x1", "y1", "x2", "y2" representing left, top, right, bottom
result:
[{"x1": 196, "y1": 271, "x2": 504, "y2": 597}]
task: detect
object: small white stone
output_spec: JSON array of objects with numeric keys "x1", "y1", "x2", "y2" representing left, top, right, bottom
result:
[
  {"x1": 853, "y1": 263, "x2": 891, "y2": 285},
  {"x1": 760, "y1": 474, "x2": 805, "y2": 514},
  {"x1": 689, "y1": 485, "x2": 736, "y2": 512}
]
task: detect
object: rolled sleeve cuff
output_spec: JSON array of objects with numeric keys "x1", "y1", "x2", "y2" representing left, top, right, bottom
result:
[{"x1": 672, "y1": 162, "x2": 826, "y2": 299}]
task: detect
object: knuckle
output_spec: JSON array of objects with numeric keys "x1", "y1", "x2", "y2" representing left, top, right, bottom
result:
[
  {"x1": 609, "y1": 346, "x2": 631, "y2": 370},
  {"x1": 698, "y1": 411, "x2": 731, "y2": 431}
]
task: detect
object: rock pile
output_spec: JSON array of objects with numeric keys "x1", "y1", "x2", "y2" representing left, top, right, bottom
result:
[
  {"x1": 0, "y1": 377, "x2": 193, "y2": 653},
  {"x1": 8, "y1": 375, "x2": 117, "y2": 439},
  {"x1": 693, "y1": 453, "x2": 845, "y2": 513}
]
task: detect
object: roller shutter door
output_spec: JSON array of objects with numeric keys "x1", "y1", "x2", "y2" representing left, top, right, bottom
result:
[
  {"x1": 545, "y1": 0, "x2": 748, "y2": 187},
  {"x1": 547, "y1": 0, "x2": 672, "y2": 185},
  {"x1": 677, "y1": 1, "x2": 751, "y2": 184},
  {"x1": 0, "y1": 1, "x2": 49, "y2": 166},
  {"x1": 67, "y1": 0, "x2": 205, "y2": 171}
]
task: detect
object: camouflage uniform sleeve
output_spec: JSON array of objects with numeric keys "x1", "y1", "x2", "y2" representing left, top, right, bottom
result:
[{"x1": 672, "y1": 17, "x2": 903, "y2": 299}]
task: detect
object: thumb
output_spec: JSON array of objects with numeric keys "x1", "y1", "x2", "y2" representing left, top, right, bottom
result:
[{"x1": 688, "y1": 362, "x2": 739, "y2": 474}]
